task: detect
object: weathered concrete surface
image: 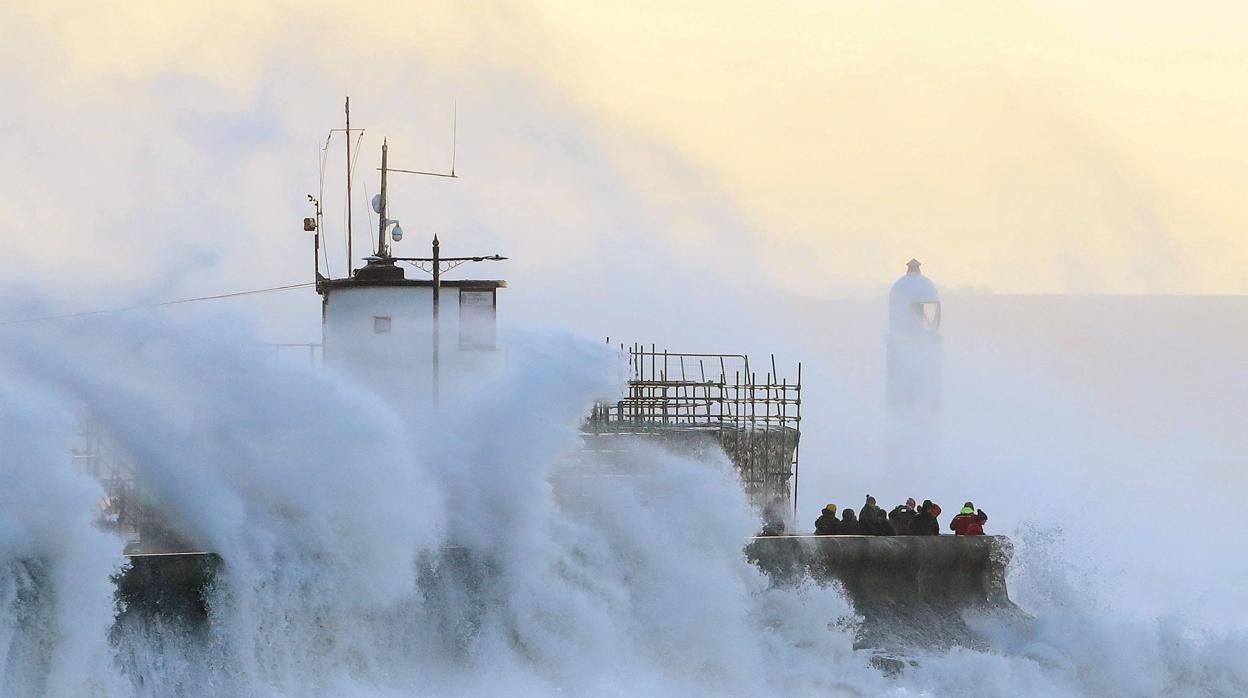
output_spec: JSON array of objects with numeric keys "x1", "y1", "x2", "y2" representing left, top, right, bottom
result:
[
  {"x1": 112, "y1": 537, "x2": 1027, "y2": 654},
  {"x1": 115, "y1": 553, "x2": 220, "y2": 617},
  {"x1": 746, "y1": 535, "x2": 1028, "y2": 652}
]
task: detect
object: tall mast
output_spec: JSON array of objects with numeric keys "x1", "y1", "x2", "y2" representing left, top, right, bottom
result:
[
  {"x1": 376, "y1": 139, "x2": 389, "y2": 258},
  {"x1": 345, "y1": 97, "x2": 354, "y2": 276}
]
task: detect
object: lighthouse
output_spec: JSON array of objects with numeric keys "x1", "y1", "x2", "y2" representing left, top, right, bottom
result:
[
  {"x1": 886, "y1": 259, "x2": 942, "y2": 414},
  {"x1": 885, "y1": 259, "x2": 942, "y2": 474}
]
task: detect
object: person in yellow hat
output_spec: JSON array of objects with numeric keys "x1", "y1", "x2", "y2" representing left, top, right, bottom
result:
[{"x1": 814, "y1": 503, "x2": 841, "y2": 535}]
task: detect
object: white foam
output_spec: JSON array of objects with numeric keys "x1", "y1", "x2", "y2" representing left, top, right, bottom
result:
[{"x1": 0, "y1": 315, "x2": 1243, "y2": 696}]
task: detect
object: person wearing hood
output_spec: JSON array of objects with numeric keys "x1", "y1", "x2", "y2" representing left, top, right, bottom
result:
[
  {"x1": 859, "y1": 495, "x2": 879, "y2": 530},
  {"x1": 950, "y1": 502, "x2": 988, "y2": 536},
  {"x1": 889, "y1": 498, "x2": 917, "y2": 535},
  {"x1": 814, "y1": 504, "x2": 841, "y2": 535},
  {"x1": 859, "y1": 495, "x2": 896, "y2": 536},
  {"x1": 839, "y1": 508, "x2": 860, "y2": 535},
  {"x1": 861, "y1": 495, "x2": 883, "y2": 523},
  {"x1": 911, "y1": 499, "x2": 941, "y2": 535}
]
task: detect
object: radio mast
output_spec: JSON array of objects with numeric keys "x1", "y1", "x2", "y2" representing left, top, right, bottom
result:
[{"x1": 345, "y1": 97, "x2": 354, "y2": 276}]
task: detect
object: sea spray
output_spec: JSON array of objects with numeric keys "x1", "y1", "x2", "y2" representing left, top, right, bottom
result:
[
  {"x1": 0, "y1": 369, "x2": 126, "y2": 696},
  {"x1": 895, "y1": 525, "x2": 1248, "y2": 697},
  {"x1": 1, "y1": 314, "x2": 1245, "y2": 696},
  {"x1": 0, "y1": 317, "x2": 884, "y2": 695}
]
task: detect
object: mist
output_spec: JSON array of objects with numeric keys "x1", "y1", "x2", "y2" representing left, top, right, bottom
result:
[
  {"x1": 0, "y1": 286, "x2": 1244, "y2": 695},
  {"x1": 0, "y1": 315, "x2": 885, "y2": 695}
]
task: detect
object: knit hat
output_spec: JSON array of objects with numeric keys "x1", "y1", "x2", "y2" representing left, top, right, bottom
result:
[{"x1": 824, "y1": 503, "x2": 837, "y2": 515}]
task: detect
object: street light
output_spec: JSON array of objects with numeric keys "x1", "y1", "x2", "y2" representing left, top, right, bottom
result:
[{"x1": 393, "y1": 239, "x2": 507, "y2": 406}]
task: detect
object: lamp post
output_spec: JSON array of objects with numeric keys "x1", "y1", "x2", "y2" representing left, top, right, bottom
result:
[{"x1": 393, "y1": 244, "x2": 507, "y2": 405}]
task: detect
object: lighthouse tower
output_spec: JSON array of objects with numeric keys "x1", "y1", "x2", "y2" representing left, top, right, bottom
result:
[
  {"x1": 886, "y1": 259, "x2": 942, "y2": 473},
  {"x1": 886, "y1": 259, "x2": 942, "y2": 413}
]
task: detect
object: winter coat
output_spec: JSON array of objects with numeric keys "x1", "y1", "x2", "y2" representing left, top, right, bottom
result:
[
  {"x1": 839, "y1": 511, "x2": 860, "y2": 535},
  {"x1": 860, "y1": 505, "x2": 893, "y2": 536},
  {"x1": 814, "y1": 513, "x2": 841, "y2": 536},
  {"x1": 950, "y1": 510, "x2": 987, "y2": 536},
  {"x1": 911, "y1": 512, "x2": 939, "y2": 536},
  {"x1": 860, "y1": 504, "x2": 884, "y2": 528},
  {"x1": 888, "y1": 506, "x2": 916, "y2": 535}
]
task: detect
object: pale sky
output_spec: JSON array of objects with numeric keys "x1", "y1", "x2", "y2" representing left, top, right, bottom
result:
[{"x1": 3, "y1": 1, "x2": 1247, "y2": 303}]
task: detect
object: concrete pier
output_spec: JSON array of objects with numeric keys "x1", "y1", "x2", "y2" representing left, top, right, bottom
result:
[
  {"x1": 747, "y1": 535, "x2": 1026, "y2": 651},
  {"x1": 116, "y1": 552, "x2": 220, "y2": 616},
  {"x1": 112, "y1": 536, "x2": 1025, "y2": 653}
]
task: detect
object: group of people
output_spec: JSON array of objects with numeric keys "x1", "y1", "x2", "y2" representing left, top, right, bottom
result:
[{"x1": 813, "y1": 495, "x2": 988, "y2": 536}]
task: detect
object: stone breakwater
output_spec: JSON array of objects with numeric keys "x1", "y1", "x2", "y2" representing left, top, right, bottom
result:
[{"x1": 746, "y1": 534, "x2": 1027, "y2": 651}]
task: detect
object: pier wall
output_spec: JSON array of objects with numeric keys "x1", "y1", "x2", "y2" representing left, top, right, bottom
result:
[{"x1": 746, "y1": 535, "x2": 1026, "y2": 651}]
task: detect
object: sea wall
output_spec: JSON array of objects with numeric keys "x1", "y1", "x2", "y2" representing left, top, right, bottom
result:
[
  {"x1": 746, "y1": 535, "x2": 1027, "y2": 651},
  {"x1": 114, "y1": 536, "x2": 1025, "y2": 653},
  {"x1": 116, "y1": 553, "x2": 219, "y2": 617}
]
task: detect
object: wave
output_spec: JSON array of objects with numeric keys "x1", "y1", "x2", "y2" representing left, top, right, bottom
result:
[{"x1": 0, "y1": 317, "x2": 1243, "y2": 696}]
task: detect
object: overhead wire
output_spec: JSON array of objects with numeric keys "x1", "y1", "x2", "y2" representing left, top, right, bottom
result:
[
  {"x1": 0, "y1": 282, "x2": 316, "y2": 326},
  {"x1": 362, "y1": 170, "x2": 377, "y2": 255},
  {"x1": 341, "y1": 136, "x2": 351, "y2": 269},
  {"x1": 349, "y1": 130, "x2": 366, "y2": 258}
]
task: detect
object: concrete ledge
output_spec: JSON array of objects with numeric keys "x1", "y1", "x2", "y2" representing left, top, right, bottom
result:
[
  {"x1": 111, "y1": 537, "x2": 1026, "y2": 651},
  {"x1": 746, "y1": 535, "x2": 1026, "y2": 651},
  {"x1": 116, "y1": 552, "x2": 220, "y2": 616}
]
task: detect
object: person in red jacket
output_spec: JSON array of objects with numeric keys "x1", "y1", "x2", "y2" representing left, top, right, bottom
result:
[{"x1": 950, "y1": 502, "x2": 988, "y2": 536}]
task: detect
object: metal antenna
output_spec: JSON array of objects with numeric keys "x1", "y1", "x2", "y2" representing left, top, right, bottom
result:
[
  {"x1": 345, "y1": 97, "x2": 354, "y2": 277},
  {"x1": 370, "y1": 109, "x2": 475, "y2": 407},
  {"x1": 377, "y1": 105, "x2": 460, "y2": 179},
  {"x1": 376, "y1": 139, "x2": 389, "y2": 258},
  {"x1": 326, "y1": 100, "x2": 365, "y2": 276}
]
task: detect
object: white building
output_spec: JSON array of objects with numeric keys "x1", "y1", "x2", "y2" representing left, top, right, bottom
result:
[{"x1": 318, "y1": 257, "x2": 506, "y2": 411}]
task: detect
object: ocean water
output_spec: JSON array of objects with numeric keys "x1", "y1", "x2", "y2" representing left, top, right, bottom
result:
[{"x1": 0, "y1": 315, "x2": 1244, "y2": 697}]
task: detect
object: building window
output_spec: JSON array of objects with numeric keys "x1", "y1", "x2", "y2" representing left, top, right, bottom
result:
[
  {"x1": 459, "y1": 290, "x2": 496, "y2": 349},
  {"x1": 373, "y1": 316, "x2": 392, "y2": 334}
]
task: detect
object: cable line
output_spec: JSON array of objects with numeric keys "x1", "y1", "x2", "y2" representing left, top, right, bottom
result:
[{"x1": 0, "y1": 282, "x2": 316, "y2": 326}]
